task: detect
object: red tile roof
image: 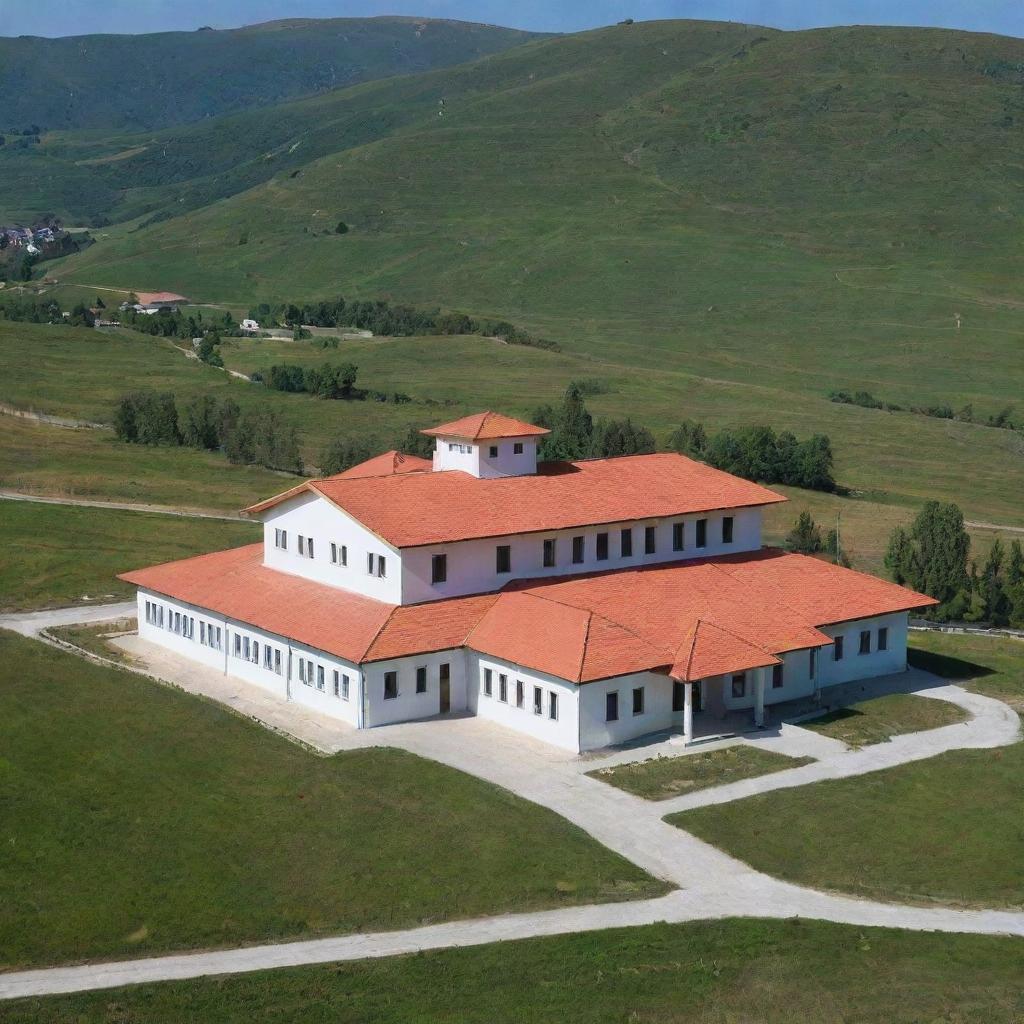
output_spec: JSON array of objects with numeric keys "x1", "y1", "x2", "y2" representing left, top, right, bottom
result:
[
  {"x1": 120, "y1": 546, "x2": 936, "y2": 685},
  {"x1": 135, "y1": 291, "x2": 188, "y2": 305},
  {"x1": 243, "y1": 454, "x2": 788, "y2": 546},
  {"x1": 330, "y1": 450, "x2": 432, "y2": 480},
  {"x1": 420, "y1": 411, "x2": 549, "y2": 440}
]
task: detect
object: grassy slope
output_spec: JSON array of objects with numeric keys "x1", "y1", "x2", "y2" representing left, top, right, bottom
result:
[
  {"x1": 0, "y1": 631, "x2": 664, "y2": 968},
  {"x1": 0, "y1": 501, "x2": 259, "y2": 611},
  {"x1": 800, "y1": 692, "x2": 967, "y2": 747},
  {"x1": 53, "y1": 21, "x2": 1024, "y2": 526},
  {"x1": 671, "y1": 633, "x2": 1024, "y2": 908},
  {"x1": 7, "y1": 919, "x2": 1024, "y2": 1023}
]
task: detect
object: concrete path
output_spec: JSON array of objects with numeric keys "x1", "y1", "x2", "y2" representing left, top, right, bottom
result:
[
  {"x1": 1, "y1": 601, "x2": 138, "y2": 637},
  {"x1": 0, "y1": 490, "x2": 243, "y2": 521},
  {"x1": 1, "y1": 610, "x2": 1021, "y2": 1000}
]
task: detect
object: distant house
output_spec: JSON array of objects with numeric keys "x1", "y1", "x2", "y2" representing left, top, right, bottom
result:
[
  {"x1": 132, "y1": 291, "x2": 189, "y2": 315},
  {"x1": 240, "y1": 318, "x2": 260, "y2": 333}
]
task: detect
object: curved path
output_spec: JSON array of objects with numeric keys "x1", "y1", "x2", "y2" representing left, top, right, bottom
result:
[
  {"x1": 0, "y1": 490, "x2": 243, "y2": 521},
  {"x1": 0, "y1": 606, "x2": 1020, "y2": 1000}
]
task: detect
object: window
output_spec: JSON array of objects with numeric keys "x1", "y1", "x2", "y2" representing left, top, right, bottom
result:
[
  {"x1": 834, "y1": 636, "x2": 844, "y2": 661},
  {"x1": 722, "y1": 516, "x2": 734, "y2": 544},
  {"x1": 489, "y1": 445, "x2": 499, "y2": 458},
  {"x1": 330, "y1": 543, "x2": 348, "y2": 566},
  {"x1": 368, "y1": 553, "x2": 387, "y2": 577},
  {"x1": 596, "y1": 532, "x2": 609, "y2": 561},
  {"x1": 772, "y1": 663, "x2": 784, "y2": 688},
  {"x1": 878, "y1": 627, "x2": 889, "y2": 651},
  {"x1": 696, "y1": 519, "x2": 708, "y2": 548},
  {"x1": 644, "y1": 525, "x2": 656, "y2": 554},
  {"x1": 516, "y1": 679, "x2": 524, "y2": 709},
  {"x1": 809, "y1": 648, "x2": 817, "y2": 679},
  {"x1": 341, "y1": 673, "x2": 350, "y2": 699},
  {"x1": 483, "y1": 667, "x2": 493, "y2": 697},
  {"x1": 333, "y1": 670, "x2": 341, "y2": 697},
  {"x1": 174, "y1": 611, "x2": 181, "y2": 634},
  {"x1": 300, "y1": 659, "x2": 311, "y2": 686},
  {"x1": 632, "y1": 686, "x2": 645, "y2": 716},
  {"x1": 273, "y1": 647, "x2": 281, "y2": 673},
  {"x1": 384, "y1": 671, "x2": 398, "y2": 700},
  {"x1": 513, "y1": 442, "x2": 524, "y2": 455},
  {"x1": 416, "y1": 666, "x2": 427, "y2": 693},
  {"x1": 533, "y1": 686, "x2": 543, "y2": 715},
  {"x1": 731, "y1": 672, "x2": 747, "y2": 698},
  {"x1": 620, "y1": 528, "x2": 633, "y2": 558},
  {"x1": 234, "y1": 634, "x2": 242, "y2": 657},
  {"x1": 672, "y1": 522, "x2": 685, "y2": 552},
  {"x1": 859, "y1": 630, "x2": 871, "y2": 655},
  {"x1": 432, "y1": 553, "x2": 447, "y2": 584},
  {"x1": 572, "y1": 536, "x2": 585, "y2": 564},
  {"x1": 263, "y1": 645, "x2": 273, "y2": 670},
  {"x1": 242, "y1": 636, "x2": 250, "y2": 660},
  {"x1": 496, "y1": 545, "x2": 511, "y2": 574},
  {"x1": 543, "y1": 538, "x2": 556, "y2": 568},
  {"x1": 377, "y1": 555, "x2": 386, "y2": 578},
  {"x1": 549, "y1": 692, "x2": 558, "y2": 720},
  {"x1": 606, "y1": 692, "x2": 619, "y2": 722},
  {"x1": 298, "y1": 535, "x2": 305, "y2": 557},
  {"x1": 499, "y1": 674, "x2": 508, "y2": 702},
  {"x1": 200, "y1": 620, "x2": 206, "y2": 644},
  {"x1": 315, "y1": 664, "x2": 324, "y2": 690},
  {"x1": 250, "y1": 640, "x2": 259, "y2": 664},
  {"x1": 275, "y1": 528, "x2": 287, "y2": 550},
  {"x1": 672, "y1": 681, "x2": 685, "y2": 712}
]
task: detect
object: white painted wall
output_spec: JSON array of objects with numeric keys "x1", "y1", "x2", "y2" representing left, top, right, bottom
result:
[
  {"x1": 261, "y1": 491, "x2": 402, "y2": 604},
  {"x1": 401, "y1": 507, "x2": 762, "y2": 603},
  {"x1": 578, "y1": 671, "x2": 677, "y2": 751},
  {"x1": 361, "y1": 649, "x2": 468, "y2": 727},
  {"x1": 818, "y1": 611, "x2": 908, "y2": 687},
  {"x1": 432, "y1": 436, "x2": 539, "y2": 478}
]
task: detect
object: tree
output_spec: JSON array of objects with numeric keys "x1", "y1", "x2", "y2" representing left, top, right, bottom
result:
[
  {"x1": 319, "y1": 436, "x2": 378, "y2": 476},
  {"x1": 197, "y1": 331, "x2": 223, "y2": 367},
  {"x1": 1006, "y1": 540, "x2": 1024, "y2": 627},
  {"x1": 335, "y1": 221, "x2": 349, "y2": 234},
  {"x1": 113, "y1": 391, "x2": 180, "y2": 446},
  {"x1": 785, "y1": 511, "x2": 823, "y2": 554},
  {"x1": 668, "y1": 420, "x2": 708, "y2": 458},
  {"x1": 538, "y1": 384, "x2": 594, "y2": 460},
  {"x1": 590, "y1": 418, "x2": 656, "y2": 458},
  {"x1": 824, "y1": 528, "x2": 851, "y2": 568},
  {"x1": 95, "y1": 295, "x2": 106, "y2": 309},
  {"x1": 397, "y1": 425, "x2": 436, "y2": 459},
  {"x1": 884, "y1": 526, "x2": 916, "y2": 586},
  {"x1": 980, "y1": 539, "x2": 1011, "y2": 625}
]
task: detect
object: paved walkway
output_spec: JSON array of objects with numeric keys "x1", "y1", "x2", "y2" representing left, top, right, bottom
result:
[{"x1": 1, "y1": 606, "x2": 1021, "y2": 1000}]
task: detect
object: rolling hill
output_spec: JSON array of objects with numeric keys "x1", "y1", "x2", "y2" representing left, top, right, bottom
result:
[{"x1": 10, "y1": 19, "x2": 1024, "y2": 532}]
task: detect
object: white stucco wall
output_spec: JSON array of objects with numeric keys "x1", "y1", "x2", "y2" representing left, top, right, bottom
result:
[
  {"x1": 401, "y1": 507, "x2": 763, "y2": 604},
  {"x1": 578, "y1": 671, "x2": 677, "y2": 751},
  {"x1": 361, "y1": 649, "x2": 468, "y2": 727},
  {"x1": 432, "y1": 436, "x2": 539, "y2": 478},
  {"x1": 817, "y1": 611, "x2": 908, "y2": 687},
  {"x1": 260, "y1": 492, "x2": 402, "y2": 604}
]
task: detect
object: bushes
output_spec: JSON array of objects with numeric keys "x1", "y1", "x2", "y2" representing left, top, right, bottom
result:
[
  {"x1": 259, "y1": 362, "x2": 360, "y2": 399},
  {"x1": 670, "y1": 419, "x2": 836, "y2": 493},
  {"x1": 113, "y1": 390, "x2": 302, "y2": 474},
  {"x1": 319, "y1": 436, "x2": 379, "y2": 476},
  {"x1": 829, "y1": 389, "x2": 1018, "y2": 432},
  {"x1": 0, "y1": 296, "x2": 62, "y2": 322},
  {"x1": 249, "y1": 296, "x2": 560, "y2": 352}
]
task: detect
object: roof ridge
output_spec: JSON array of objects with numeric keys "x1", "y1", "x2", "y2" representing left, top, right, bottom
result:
[
  {"x1": 361, "y1": 604, "x2": 402, "y2": 662},
  {"x1": 577, "y1": 611, "x2": 592, "y2": 683}
]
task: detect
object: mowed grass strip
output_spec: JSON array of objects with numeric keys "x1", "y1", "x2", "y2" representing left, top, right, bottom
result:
[
  {"x1": 0, "y1": 632, "x2": 667, "y2": 969},
  {"x1": 7, "y1": 918, "x2": 1024, "y2": 1024},
  {"x1": 587, "y1": 745, "x2": 813, "y2": 801},
  {"x1": 669, "y1": 636, "x2": 1024, "y2": 909},
  {"x1": 46, "y1": 618, "x2": 139, "y2": 666},
  {"x1": 0, "y1": 501, "x2": 259, "y2": 612},
  {"x1": 800, "y1": 692, "x2": 967, "y2": 748}
]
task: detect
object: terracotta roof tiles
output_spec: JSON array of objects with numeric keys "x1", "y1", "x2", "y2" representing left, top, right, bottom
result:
[{"x1": 420, "y1": 411, "x2": 549, "y2": 440}]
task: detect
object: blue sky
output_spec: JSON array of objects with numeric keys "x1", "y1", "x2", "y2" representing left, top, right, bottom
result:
[{"x1": 1, "y1": 0, "x2": 1021, "y2": 38}]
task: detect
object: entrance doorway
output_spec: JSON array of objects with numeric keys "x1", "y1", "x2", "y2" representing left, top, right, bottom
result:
[
  {"x1": 672, "y1": 680, "x2": 703, "y2": 713},
  {"x1": 439, "y1": 663, "x2": 451, "y2": 713}
]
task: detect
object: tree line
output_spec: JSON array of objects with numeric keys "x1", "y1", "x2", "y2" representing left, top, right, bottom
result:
[
  {"x1": 113, "y1": 391, "x2": 303, "y2": 474},
  {"x1": 669, "y1": 420, "x2": 836, "y2": 492},
  {"x1": 829, "y1": 389, "x2": 1019, "y2": 433},
  {"x1": 247, "y1": 297, "x2": 560, "y2": 352}
]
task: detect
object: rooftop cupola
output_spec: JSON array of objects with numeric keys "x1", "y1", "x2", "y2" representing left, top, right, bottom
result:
[{"x1": 420, "y1": 411, "x2": 549, "y2": 478}]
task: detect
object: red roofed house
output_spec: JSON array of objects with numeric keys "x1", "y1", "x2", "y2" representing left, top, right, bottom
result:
[{"x1": 120, "y1": 411, "x2": 935, "y2": 752}]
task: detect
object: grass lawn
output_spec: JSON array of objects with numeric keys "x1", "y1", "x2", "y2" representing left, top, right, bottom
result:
[
  {"x1": 0, "y1": 632, "x2": 665, "y2": 969},
  {"x1": 46, "y1": 618, "x2": 139, "y2": 665},
  {"x1": 587, "y1": 745, "x2": 813, "y2": 801},
  {"x1": 7, "y1": 918, "x2": 1024, "y2": 1023},
  {"x1": 0, "y1": 415, "x2": 289, "y2": 513},
  {"x1": 669, "y1": 635, "x2": 1024, "y2": 909},
  {"x1": 800, "y1": 692, "x2": 967, "y2": 748},
  {"x1": 0, "y1": 501, "x2": 259, "y2": 612}
]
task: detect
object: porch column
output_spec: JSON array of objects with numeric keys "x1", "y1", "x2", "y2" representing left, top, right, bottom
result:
[
  {"x1": 754, "y1": 666, "x2": 766, "y2": 728},
  {"x1": 683, "y1": 681, "x2": 694, "y2": 745}
]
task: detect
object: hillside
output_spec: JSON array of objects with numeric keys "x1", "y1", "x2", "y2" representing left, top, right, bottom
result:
[
  {"x1": 0, "y1": 17, "x2": 544, "y2": 132},
  {"x1": 18, "y1": 19, "x2": 1024, "y2": 530}
]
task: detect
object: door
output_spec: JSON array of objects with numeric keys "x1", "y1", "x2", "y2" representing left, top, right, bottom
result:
[
  {"x1": 439, "y1": 663, "x2": 451, "y2": 714},
  {"x1": 672, "y1": 680, "x2": 703, "y2": 713}
]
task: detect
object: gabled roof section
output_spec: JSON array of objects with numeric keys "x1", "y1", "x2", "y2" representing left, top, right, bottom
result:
[
  {"x1": 420, "y1": 411, "x2": 549, "y2": 440},
  {"x1": 329, "y1": 450, "x2": 432, "y2": 480},
  {"x1": 670, "y1": 619, "x2": 779, "y2": 683}
]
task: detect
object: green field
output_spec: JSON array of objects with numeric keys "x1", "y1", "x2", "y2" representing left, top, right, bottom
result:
[
  {"x1": 588, "y1": 745, "x2": 813, "y2": 801},
  {"x1": 0, "y1": 631, "x2": 664, "y2": 968},
  {"x1": 800, "y1": 692, "x2": 967, "y2": 747},
  {"x1": 7, "y1": 918, "x2": 1024, "y2": 1023},
  {"x1": 0, "y1": 500, "x2": 258, "y2": 611},
  {"x1": 670, "y1": 634, "x2": 1024, "y2": 909}
]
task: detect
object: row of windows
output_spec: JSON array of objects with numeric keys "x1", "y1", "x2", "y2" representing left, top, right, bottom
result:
[
  {"x1": 297, "y1": 657, "x2": 352, "y2": 699},
  {"x1": 382, "y1": 663, "x2": 451, "y2": 700},
  {"x1": 447, "y1": 442, "x2": 526, "y2": 457},
  {"x1": 834, "y1": 626, "x2": 888, "y2": 662},
  {"x1": 274, "y1": 528, "x2": 386, "y2": 578},
  {"x1": 481, "y1": 667, "x2": 558, "y2": 720},
  {"x1": 233, "y1": 633, "x2": 284, "y2": 674},
  {"x1": 145, "y1": 600, "x2": 222, "y2": 651},
  {"x1": 605, "y1": 686, "x2": 647, "y2": 722}
]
